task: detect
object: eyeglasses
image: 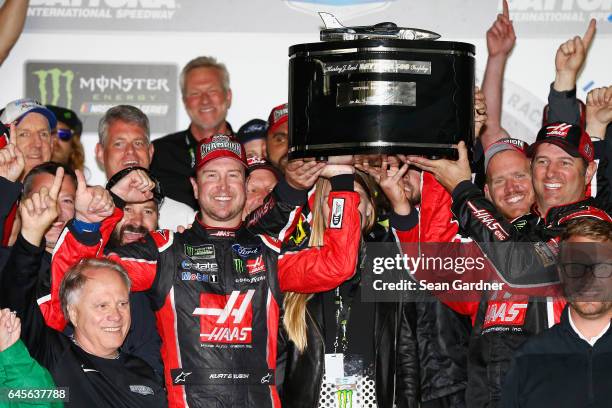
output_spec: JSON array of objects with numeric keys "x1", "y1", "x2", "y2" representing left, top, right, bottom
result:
[
  {"x1": 560, "y1": 263, "x2": 612, "y2": 278},
  {"x1": 57, "y1": 128, "x2": 73, "y2": 141}
]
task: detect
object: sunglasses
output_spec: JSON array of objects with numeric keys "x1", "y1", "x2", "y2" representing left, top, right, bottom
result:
[{"x1": 57, "y1": 128, "x2": 73, "y2": 141}]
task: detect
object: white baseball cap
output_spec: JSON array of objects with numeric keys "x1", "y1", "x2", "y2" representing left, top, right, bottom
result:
[{"x1": 0, "y1": 98, "x2": 57, "y2": 129}]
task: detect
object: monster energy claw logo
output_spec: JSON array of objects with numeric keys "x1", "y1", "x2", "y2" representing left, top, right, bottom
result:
[
  {"x1": 337, "y1": 389, "x2": 353, "y2": 408},
  {"x1": 233, "y1": 258, "x2": 245, "y2": 274},
  {"x1": 33, "y1": 68, "x2": 74, "y2": 109}
]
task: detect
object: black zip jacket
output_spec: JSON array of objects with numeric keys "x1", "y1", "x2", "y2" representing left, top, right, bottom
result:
[
  {"x1": 0, "y1": 176, "x2": 21, "y2": 273},
  {"x1": 3, "y1": 234, "x2": 167, "y2": 407},
  {"x1": 1, "y1": 233, "x2": 164, "y2": 379},
  {"x1": 280, "y1": 293, "x2": 420, "y2": 408},
  {"x1": 502, "y1": 306, "x2": 612, "y2": 408},
  {"x1": 279, "y1": 218, "x2": 430, "y2": 408}
]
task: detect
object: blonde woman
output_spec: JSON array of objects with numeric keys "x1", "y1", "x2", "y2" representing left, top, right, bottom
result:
[{"x1": 280, "y1": 169, "x2": 420, "y2": 408}]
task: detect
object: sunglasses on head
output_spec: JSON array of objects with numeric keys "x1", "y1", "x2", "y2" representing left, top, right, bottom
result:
[{"x1": 57, "y1": 128, "x2": 73, "y2": 141}]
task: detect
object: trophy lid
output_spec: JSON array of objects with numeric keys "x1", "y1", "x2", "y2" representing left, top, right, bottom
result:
[{"x1": 319, "y1": 12, "x2": 441, "y2": 41}]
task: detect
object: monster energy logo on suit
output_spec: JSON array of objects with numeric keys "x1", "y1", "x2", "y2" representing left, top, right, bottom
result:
[
  {"x1": 233, "y1": 258, "x2": 245, "y2": 274},
  {"x1": 25, "y1": 61, "x2": 177, "y2": 133},
  {"x1": 184, "y1": 244, "x2": 215, "y2": 259},
  {"x1": 337, "y1": 389, "x2": 353, "y2": 408}
]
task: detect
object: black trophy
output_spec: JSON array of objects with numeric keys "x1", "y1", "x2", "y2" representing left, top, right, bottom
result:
[{"x1": 288, "y1": 12, "x2": 475, "y2": 160}]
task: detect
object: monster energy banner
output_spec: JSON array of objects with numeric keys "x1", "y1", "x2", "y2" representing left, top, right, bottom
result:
[
  {"x1": 20, "y1": 0, "x2": 611, "y2": 37},
  {"x1": 25, "y1": 62, "x2": 177, "y2": 133}
]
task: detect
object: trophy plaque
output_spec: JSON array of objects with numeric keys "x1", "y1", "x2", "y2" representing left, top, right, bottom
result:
[{"x1": 288, "y1": 13, "x2": 475, "y2": 159}]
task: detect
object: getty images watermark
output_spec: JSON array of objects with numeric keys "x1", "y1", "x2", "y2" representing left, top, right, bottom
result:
[{"x1": 359, "y1": 242, "x2": 612, "y2": 303}]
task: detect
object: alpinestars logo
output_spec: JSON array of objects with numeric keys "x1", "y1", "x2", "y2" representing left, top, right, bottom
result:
[{"x1": 193, "y1": 290, "x2": 255, "y2": 344}]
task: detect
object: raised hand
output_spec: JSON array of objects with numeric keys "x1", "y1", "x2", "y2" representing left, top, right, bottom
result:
[
  {"x1": 284, "y1": 159, "x2": 326, "y2": 190},
  {"x1": 554, "y1": 19, "x2": 596, "y2": 90},
  {"x1": 176, "y1": 223, "x2": 193, "y2": 233},
  {"x1": 0, "y1": 309, "x2": 21, "y2": 352},
  {"x1": 75, "y1": 170, "x2": 114, "y2": 223},
  {"x1": 474, "y1": 87, "x2": 488, "y2": 137},
  {"x1": 408, "y1": 142, "x2": 472, "y2": 193},
  {"x1": 361, "y1": 156, "x2": 412, "y2": 215},
  {"x1": 486, "y1": 0, "x2": 515, "y2": 58},
  {"x1": 0, "y1": 124, "x2": 25, "y2": 182},
  {"x1": 19, "y1": 167, "x2": 64, "y2": 246},
  {"x1": 109, "y1": 169, "x2": 154, "y2": 203},
  {"x1": 586, "y1": 86, "x2": 612, "y2": 139}
]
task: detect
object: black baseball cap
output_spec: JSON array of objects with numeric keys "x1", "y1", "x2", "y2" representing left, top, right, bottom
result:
[
  {"x1": 237, "y1": 119, "x2": 267, "y2": 144},
  {"x1": 46, "y1": 105, "x2": 83, "y2": 135},
  {"x1": 528, "y1": 122, "x2": 594, "y2": 163}
]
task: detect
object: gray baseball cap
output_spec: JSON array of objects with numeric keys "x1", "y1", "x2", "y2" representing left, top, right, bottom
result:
[{"x1": 484, "y1": 137, "x2": 529, "y2": 171}]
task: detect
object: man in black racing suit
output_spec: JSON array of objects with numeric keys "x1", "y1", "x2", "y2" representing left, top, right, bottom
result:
[
  {"x1": 409, "y1": 122, "x2": 611, "y2": 406},
  {"x1": 47, "y1": 135, "x2": 362, "y2": 408}
]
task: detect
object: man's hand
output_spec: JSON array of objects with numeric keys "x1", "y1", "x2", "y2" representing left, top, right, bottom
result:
[
  {"x1": 176, "y1": 223, "x2": 192, "y2": 233},
  {"x1": 320, "y1": 164, "x2": 355, "y2": 179},
  {"x1": 75, "y1": 170, "x2": 114, "y2": 223},
  {"x1": 326, "y1": 155, "x2": 354, "y2": 165},
  {"x1": 19, "y1": 167, "x2": 63, "y2": 246},
  {"x1": 109, "y1": 169, "x2": 154, "y2": 203},
  {"x1": 486, "y1": 0, "x2": 515, "y2": 58},
  {"x1": 408, "y1": 141, "x2": 472, "y2": 193},
  {"x1": 284, "y1": 159, "x2": 326, "y2": 190},
  {"x1": 586, "y1": 86, "x2": 612, "y2": 139},
  {"x1": 0, "y1": 309, "x2": 20, "y2": 352},
  {"x1": 0, "y1": 124, "x2": 25, "y2": 182},
  {"x1": 554, "y1": 19, "x2": 596, "y2": 91},
  {"x1": 358, "y1": 156, "x2": 411, "y2": 215},
  {"x1": 354, "y1": 154, "x2": 403, "y2": 169},
  {"x1": 474, "y1": 87, "x2": 488, "y2": 138},
  {"x1": 320, "y1": 155, "x2": 355, "y2": 178}
]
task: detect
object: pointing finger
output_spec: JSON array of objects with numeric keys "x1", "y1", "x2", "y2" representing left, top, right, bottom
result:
[
  {"x1": 49, "y1": 167, "x2": 64, "y2": 200},
  {"x1": 75, "y1": 169, "x2": 87, "y2": 193},
  {"x1": 8, "y1": 123, "x2": 16, "y2": 145},
  {"x1": 582, "y1": 18, "x2": 596, "y2": 48}
]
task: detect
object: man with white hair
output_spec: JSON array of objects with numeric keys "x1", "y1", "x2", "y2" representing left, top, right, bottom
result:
[{"x1": 151, "y1": 56, "x2": 234, "y2": 210}]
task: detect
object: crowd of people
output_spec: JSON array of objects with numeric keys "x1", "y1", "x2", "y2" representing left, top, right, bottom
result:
[{"x1": 0, "y1": 1, "x2": 611, "y2": 407}]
